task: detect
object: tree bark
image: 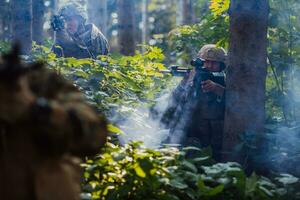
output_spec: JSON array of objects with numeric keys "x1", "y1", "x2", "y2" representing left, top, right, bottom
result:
[
  {"x1": 87, "y1": 0, "x2": 107, "y2": 36},
  {"x1": 0, "y1": 0, "x2": 4, "y2": 39},
  {"x1": 223, "y1": 0, "x2": 269, "y2": 164},
  {"x1": 142, "y1": 0, "x2": 149, "y2": 46},
  {"x1": 176, "y1": 0, "x2": 193, "y2": 25},
  {"x1": 11, "y1": 0, "x2": 32, "y2": 54},
  {"x1": 117, "y1": 0, "x2": 135, "y2": 55},
  {"x1": 32, "y1": 0, "x2": 45, "y2": 44},
  {"x1": 182, "y1": 0, "x2": 193, "y2": 24},
  {"x1": 176, "y1": 0, "x2": 183, "y2": 25},
  {"x1": 0, "y1": 0, "x2": 12, "y2": 41}
]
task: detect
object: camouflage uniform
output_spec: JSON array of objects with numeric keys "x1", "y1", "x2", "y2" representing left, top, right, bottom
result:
[
  {"x1": 0, "y1": 47, "x2": 107, "y2": 200},
  {"x1": 163, "y1": 44, "x2": 226, "y2": 161},
  {"x1": 52, "y1": 4, "x2": 109, "y2": 58}
]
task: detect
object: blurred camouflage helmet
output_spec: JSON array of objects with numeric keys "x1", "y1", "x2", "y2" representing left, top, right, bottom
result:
[
  {"x1": 59, "y1": 3, "x2": 87, "y2": 22},
  {"x1": 198, "y1": 44, "x2": 226, "y2": 63}
]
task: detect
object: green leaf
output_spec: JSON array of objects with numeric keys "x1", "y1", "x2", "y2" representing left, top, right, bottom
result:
[
  {"x1": 275, "y1": 174, "x2": 299, "y2": 185},
  {"x1": 206, "y1": 184, "x2": 224, "y2": 196},
  {"x1": 107, "y1": 124, "x2": 124, "y2": 134},
  {"x1": 134, "y1": 164, "x2": 146, "y2": 178},
  {"x1": 169, "y1": 179, "x2": 188, "y2": 189},
  {"x1": 182, "y1": 160, "x2": 197, "y2": 173}
]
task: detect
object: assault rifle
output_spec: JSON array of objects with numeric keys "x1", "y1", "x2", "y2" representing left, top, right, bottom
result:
[{"x1": 161, "y1": 58, "x2": 214, "y2": 82}]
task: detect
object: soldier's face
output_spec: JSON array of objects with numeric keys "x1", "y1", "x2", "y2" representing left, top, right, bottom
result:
[
  {"x1": 65, "y1": 16, "x2": 79, "y2": 35},
  {"x1": 203, "y1": 60, "x2": 221, "y2": 72}
]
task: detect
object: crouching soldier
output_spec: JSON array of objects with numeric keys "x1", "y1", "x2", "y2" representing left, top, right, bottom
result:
[
  {"x1": 0, "y1": 47, "x2": 108, "y2": 200},
  {"x1": 163, "y1": 44, "x2": 226, "y2": 161},
  {"x1": 51, "y1": 3, "x2": 109, "y2": 58}
]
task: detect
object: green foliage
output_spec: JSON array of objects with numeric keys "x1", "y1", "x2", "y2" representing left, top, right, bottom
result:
[
  {"x1": 82, "y1": 141, "x2": 300, "y2": 200},
  {"x1": 266, "y1": 0, "x2": 300, "y2": 123},
  {"x1": 0, "y1": 41, "x2": 10, "y2": 54},
  {"x1": 209, "y1": 0, "x2": 230, "y2": 17},
  {"x1": 168, "y1": 1, "x2": 229, "y2": 62},
  {"x1": 31, "y1": 44, "x2": 170, "y2": 118}
]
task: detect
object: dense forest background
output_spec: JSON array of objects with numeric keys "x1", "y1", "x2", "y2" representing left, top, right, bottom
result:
[{"x1": 1, "y1": 0, "x2": 300, "y2": 199}]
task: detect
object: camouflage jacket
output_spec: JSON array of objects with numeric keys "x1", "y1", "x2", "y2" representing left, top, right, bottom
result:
[
  {"x1": 0, "y1": 49, "x2": 107, "y2": 200},
  {"x1": 162, "y1": 69, "x2": 226, "y2": 128},
  {"x1": 53, "y1": 24, "x2": 109, "y2": 58}
]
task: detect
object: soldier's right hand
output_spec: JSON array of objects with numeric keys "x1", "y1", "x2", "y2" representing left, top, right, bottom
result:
[{"x1": 201, "y1": 80, "x2": 225, "y2": 96}]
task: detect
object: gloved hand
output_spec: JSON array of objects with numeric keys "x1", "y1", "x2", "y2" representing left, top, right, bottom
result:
[
  {"x1": 50, "y1": 15, "x2": 65, "y2": 31},
  {"x1": 201, "y1": 80, "x2": 225, "y2": 96}
]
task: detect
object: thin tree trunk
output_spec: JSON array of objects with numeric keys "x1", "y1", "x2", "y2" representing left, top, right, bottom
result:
[
  {"x1": 176, "y1": 0, "x2": 183, "y2": 25},
  {"x1": 182, "y1": 0, "x2": 193, "y2": 24},
  {"x1": 176, "y1": 0, "x2": 193, "y2": 25},
  {"x1": 32, "y1": 0, "x2": 45, "y2": 44},
  {"x1": 142, "y1": 0, "x2": 148, "y2": 46},
  {"x1": 117, "y1": 0, "x2": 135, "y2": 55},
  {"x1": 11, "y1": 0, "x2": 32, "y2": 54},
  {"x1": 87, "y1": 0, "x2": 107, "y2": 36},
  {"x1": 0, "y1": 1, "x2": 12, "y2": 41},
  {"x1": 49, "y1": 0, "x2": 58, "y2": 39},
  {"x1": 223, "y1": 0, "x2": 269, "y2": 164},
  {"x1": 0, "y1": 1, "x2": 4, "y2": 39}
]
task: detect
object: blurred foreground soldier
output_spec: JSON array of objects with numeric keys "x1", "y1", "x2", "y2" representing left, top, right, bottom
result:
[
  {"x1": 51, "y1": 3, "x2": 109, "y2": 58},
  {"x1": 0, "y1": 46, "x2": 107, "y2": 200},
  {"x1": 163, "y1": 44, "x2": 226, "y2": 161}
]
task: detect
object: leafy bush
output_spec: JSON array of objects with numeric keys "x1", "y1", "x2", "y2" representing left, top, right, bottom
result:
[
  {"x1": 31, "y1": 44, "x2": 170, "y2": 121},
  {"x1": 82, "y1": 141, "x2": 300, "y2": 200},
  {"x1": 168, "y1": 0, "x2": 229, "y2": 62}
]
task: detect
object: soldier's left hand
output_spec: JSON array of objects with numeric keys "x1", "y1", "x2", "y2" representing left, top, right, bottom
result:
[{"x1": 201, "y1": 80, "x2": 225, "y2": 96}]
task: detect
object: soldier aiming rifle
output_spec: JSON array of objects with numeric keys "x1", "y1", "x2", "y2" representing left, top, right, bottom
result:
[
  {"x1": 51, "y1": 3, "x2": 109, "y2": 59},
  {"x1": 162, "y1": 44, "x2": 226, "y2": 161}
]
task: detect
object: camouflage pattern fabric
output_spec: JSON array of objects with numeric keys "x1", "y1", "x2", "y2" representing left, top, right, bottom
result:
[
  {"x1": 53, "y1": 24, "x2": 109, "y2": 58},
  {"x1": 161, "y1": 69, "x2": 225, "y2": 161},
  {"x1": 0, "y1": 47, "x2": 107, "y2": 200}
]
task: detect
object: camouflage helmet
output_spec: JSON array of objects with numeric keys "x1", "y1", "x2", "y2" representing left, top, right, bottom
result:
[
  {"x1": 198, "y1": 44, "x2": 226, "y2": 63},
  {"x1": 59, "y1": 3, "x2": 87, "y2": 22}
]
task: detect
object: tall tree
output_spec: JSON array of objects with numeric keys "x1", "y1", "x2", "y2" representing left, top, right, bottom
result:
[
  {"x1": 117, "y1": 0, "x2": 135, "y2": 55},
  {"x1": 176, "y1": 0, "x2": 183, "y2": 25},
  {"x1": 182, "y1": 0, "x2": 193, "y2": 24},
  {"x1": 0, "y1": 0, "x2": 4, "y2": 39},
  {"x1": 176, "y1": 0, "x2": 194, "y2": 25},
  {"x1": 49, "y1": 0, "x2": 58, "y2": 40},
  {"x1": 223, "y1": 0, "x2": 269, "y2": 164},
  {"x1": 87, "y1": 0, "x2": 107, "y2": 36},
  {"x1": 0, "y1": 0, "x2": 12, "y2": 41},
  {"x1": 32, "y1": 0, "x2": 45, "y2": 44},
  {"x1": 141, "y1": 0, "x2": 149, "y2": 46},
  {"x1": 11, "y1": 0, "x2": 32, "y2": 54}
]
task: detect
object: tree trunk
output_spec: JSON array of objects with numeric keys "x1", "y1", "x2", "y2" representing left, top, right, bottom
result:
[
  {"x1": 176, "y1": 0, "x2": 183, "y2": 25},
  {"x1": 141, "y1": 0, "x2": 148, "y2": 46},
  {"x1": 223, "y1": 0, "x2": 269, "y2": 164},
  {"x1": 11, "y1": 0, "x2": 32, "y2": 54},
  {"x1": 0, "y1": 0, "x2": 12, "y2": 41},
  {"x1": 117, "y1": 0, "x2": 135, "y2": 55},
  {"x1": 48, "y1": 0, "x2": 58, "y2": 39},
  {"x1": 87, "y1": 0, "x2": 107, "y2": 36},
  {"x1": 182, "y1": 0, "x2": 193, "y2": 24},
  {"x1": 176, "y1": 0, "x2": 193, "y2": 25},
  {"x1": 0, "y1": 0, "x2": 4, "y2": 39},
  {"x1": 32, "y1": 0, "x2": 45, "y2": 44}
]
